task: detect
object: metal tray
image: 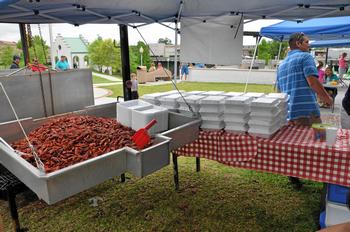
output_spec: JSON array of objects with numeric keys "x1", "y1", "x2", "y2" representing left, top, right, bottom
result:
[{"x1": 0, "y1": 103, "x2": 200, "y2": 204}]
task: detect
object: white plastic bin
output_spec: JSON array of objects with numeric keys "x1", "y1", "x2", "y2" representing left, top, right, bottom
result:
[
  {"x1": 116, "y1": 100, "x2": 152, "y2": 127},
  {"x1": 132, "y1": 105, "x2": 169, "y2": 135}
]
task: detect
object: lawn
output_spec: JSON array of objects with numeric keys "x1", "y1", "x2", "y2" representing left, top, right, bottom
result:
[
  {"x1": 105, "y1": 81, "x2": 276, "y2": 98},
  {"x1": 92, "y1": 75, "x2": 122, "y2": 84},
  {"x1": 0, "y1": 157, "x2": 322, "y2": 232}
]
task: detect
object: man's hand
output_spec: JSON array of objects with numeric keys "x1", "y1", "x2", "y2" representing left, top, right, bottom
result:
[{"x1": 306, "y1": 76, "x2": 333, "y2": 106}]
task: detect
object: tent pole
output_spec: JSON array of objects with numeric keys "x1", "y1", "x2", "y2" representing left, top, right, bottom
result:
[
  {"x1": 19, "y1": 23, "x2": 29, "y2": 65},
  {"x1": 244, "y1": 36, "x2": 261, "y2": 93},
  {"x1": 174, "y1": 21, "x2": 178, "y2": 85},
  {"x1": 49, "y1": 24, "x2": 56, "y2": 68},
  {"x1": 277, "y1": 41, "x2": 282, "y2": 61},
  {"x1": 119, "y1": 24, "x2": 132, "y2": 101},
  {"x1": 325, "y1": 48, "x2": 329, "y2": 66}
]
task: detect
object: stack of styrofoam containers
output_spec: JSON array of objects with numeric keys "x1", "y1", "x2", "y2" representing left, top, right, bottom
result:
[
  {"x1": 201, "y1": 91, "x2": 225, "y2": 96},
  {"x1": 243, "y1": 92, "x2": 265, "y2": 99},
  {"x1": 132, "y1": 104, "x2": 169, "y2": 135},
  {"x1": 223, "y1": 92, "x2": 244, "y2": 97},
  {"x1": 141, "y1": 92, "x2": 172, "y2": 105},
  {"x1": 117, "y1": 100, "x2": 153, "y2": 127},
  {"x1": 224, "y1": 96, "x2": 253, "y2": 133},
  {"x1": 319, "y1": 184, "x2": 350, "y2": 229},
  {"x1": 265, "y1": 93, "x2": 289, "y2": 126},
  {"x1": 199, "y1": 95, "x2": 227, "y2": 130},
  {"x1": 248, "y1": 97, "x2": 283, "y2": 138},
  {"x1": 159, "y1": 93, "x2": 187, "y2": 111},
  {"x1": 177, "y1": 95, "x2": 206, "y2": 116},
  {"x1": 186, "y1": 91, "x2": 207, "y2": 95}
]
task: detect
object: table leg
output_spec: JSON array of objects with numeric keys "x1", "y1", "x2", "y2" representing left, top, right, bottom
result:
[
  {"x1": 172, "y1": 153, "x2": 179, "y2": 191},
  {"x1": 7, "y1": 188, "x2": 21, "y2": 232},
  {"x1": 120, "y1": 174, "x2": 125, "y2": 183},
  {"x1": 196, "y1": 157, "x2": 200, "y2": 172}
]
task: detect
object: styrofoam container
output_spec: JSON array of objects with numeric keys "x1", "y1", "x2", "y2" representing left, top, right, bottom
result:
[
  {"x1": 162, "y1": 90, "x2": 186, "y2": 95},
  {"x1": 117, "y1": 100, "x2": 153, "y2": 127},
  {"x1": 186, "y1": 91, "x2": 207, "y2": 95},
  {"x1": 159, "y1": 94, "x2": 184, "y2": 109},
  {"x1": 177, "y1": 95, "x2": 207, "y2": 104},
  {"x1": 200, "y1": 95, "x2": 227, "y2": 104},
  {"x1": 142, "y1": 92, "x2": 173, "y2": 105},
  {"x1": 251, "y1": 97, "x2": 280, "y2": 108},
  {"x1": 325, "y1": 202, "x2": 350, "y2": 227},
  {"x1": 132, "y1": 105, "x2": 169, "y2": 135},
  {"x1": 243, "y1": 92, "x2": 265, "y2": 98},
  {"x1": 265, "y1": 93, "x2": 289, "y2": 102},
  {"x1": 225, "y1": 96, "x2": 253, "y2": 105},
  {"x1": 224, "y1": 113, "x2": 250, "y2": 123},
  {"x1": 200, "y1": 112, "x2": 224, "y2": 121},
  {"x1": 223, "y1": 92, "x2": 244, "y2": 97},
  {"x1": 201, "y1": 120, "x2": 225, "y2": 130},
  {"x1": 248, "y1": 121, "x2": 281, "y2": 138},
  {"x1": 249, "y1": 111, "x2": 282, "y2": 125},
  {"x1": 201, "y1": 91, "x2": 225, "y2": 96},
  {"x1": 224, "y1": 105, "x2": 250, "y2": 114},
  {"x1": 225, "y1": 122, "x2": 249, "y2": 132},
  {"x1": 250, "y1": 106, "x2": 280, "y2": 117}
]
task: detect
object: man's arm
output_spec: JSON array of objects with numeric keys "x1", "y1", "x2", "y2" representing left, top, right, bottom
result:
[{"x1": 306, "y1": 75, "x2": 333, "y2": 105}]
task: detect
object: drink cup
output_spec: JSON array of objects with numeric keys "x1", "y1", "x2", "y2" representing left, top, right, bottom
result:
[{"x1": 326, "y1": 127, "x2": 338, "y2": 147}]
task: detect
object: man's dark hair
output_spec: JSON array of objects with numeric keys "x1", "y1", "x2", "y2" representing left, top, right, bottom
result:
[{"x1": 288, "y1": 32, "x2": 305, "y2": 49}]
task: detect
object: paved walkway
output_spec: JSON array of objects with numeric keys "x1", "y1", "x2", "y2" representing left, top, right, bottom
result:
[{"x1": 93, "y1": 72, "x2": 122, "y2": 82}]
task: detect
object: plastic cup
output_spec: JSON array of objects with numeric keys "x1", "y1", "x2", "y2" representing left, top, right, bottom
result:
[{"x1": 326, "y1": 127, "x2": 338, "y2": 146}]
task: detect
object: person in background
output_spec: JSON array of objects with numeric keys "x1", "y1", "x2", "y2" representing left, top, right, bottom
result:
[
  {"x1": 130, "y1": 73, "x2": 139, "y2": 99},
  {"x1": 317, "y1": 61, "x2": 325, "y2": 84},
  {"x1": 29, "y1": 58, "x2": 47, "y2": 72},
  {"x1": 325, "y1": 67, "x2": 339, "y2": 83},
  {"x1": 148, "y1": 63, "x2": 156, "y2": 72},
  {"x1": 157, "y1": 62, "x2": 163, "y2": 70},
  {"x1": 55, "y1": 55, "x2": 69, "y2": 71},
  {"x1": 338, "y1": 52, "x2": 347, "y2": 79},
  {"x1": 276, "y1": 32, "x2": 332, "y2": 188},
  {"x1": 10, "y1": 55, "x2": 20, "y2": 69},
  {"x1": 180, "y1": 62, "x2": 189, "y2": 81},
  {"x1": 195, "y1": 63, "x2": 205, "y2": 68}
]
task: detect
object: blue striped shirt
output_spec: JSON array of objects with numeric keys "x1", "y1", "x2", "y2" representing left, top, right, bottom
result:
[{"x1": 277, "y1": 49, "x2": 320, "y2": 120}]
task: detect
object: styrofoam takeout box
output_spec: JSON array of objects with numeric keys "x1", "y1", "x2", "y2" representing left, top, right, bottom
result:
[
  {"x1": 200, "y1": 112, "x2": 224, "y2": 121},
  {"x1": 131, "y1": 105, "x2": 169, "y2": 135},
  {"x1": 224, "y1": 113, "x2": 250, "y2": 123},
  {"x1": 225, "y1": 96, "x2": 254, "y2": 105},
  {"x1": 159, "y1": 94, "x2": 185, "y2": 109},
  {"x1": 117, "y1": 100, "x2": 153, "y2": 127},
  {"x1": 199, "y1": 96, "x2": 227, "y2": 112},
  {"x1": 201, "y1": 120, "x2": 225, "y2": 130},
  {"x1": 243, "y1": 92, "x2": 265, "y2": 98},
  {"x1": 250, "y1": 106, "x2": 281, "y2": 117},
  {"x1": 248, "y1": 120, "x2": 281, "y2": 138},
  {"x1": 201, "y1": 91, "x2": 225, "y2": 96},
  {"x1": 225, "y1": 122, "x2": 249, "y2": 133},
  {"x1": 186, "y1": 91, "x2": 207, "y2": 95},
  {"x1": 251, "y1": 97, "x2": 280, "y2": 108},
  {"x1": 223, "y1": 92, "x2": 244, "y2": 97},
  {"x1": 141, "y1": 92, "x2": 173, "y2": 105}
]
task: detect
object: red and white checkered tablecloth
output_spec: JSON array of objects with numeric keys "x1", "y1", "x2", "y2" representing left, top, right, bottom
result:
[{"x1": 174, "y1": 125, "x2": 350, "y2": 187}]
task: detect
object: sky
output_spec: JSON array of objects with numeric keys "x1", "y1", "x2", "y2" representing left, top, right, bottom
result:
[{"x1": 0, "y1": 19, "x2": 280, "y2": 46}]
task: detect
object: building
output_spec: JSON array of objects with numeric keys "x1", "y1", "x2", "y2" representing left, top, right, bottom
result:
[{"x1": 52, "y1": 34, "x2": 89, "y2": 69}]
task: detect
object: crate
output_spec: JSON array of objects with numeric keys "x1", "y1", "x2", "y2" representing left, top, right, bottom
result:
[{"x1": 328, "y1": 184, "x2": 350, "y2": 204}]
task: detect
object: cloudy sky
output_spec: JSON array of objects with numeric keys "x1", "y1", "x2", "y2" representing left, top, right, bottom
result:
[{"x1": 0, "y1": 19, "x2": 280, "y2": 46}]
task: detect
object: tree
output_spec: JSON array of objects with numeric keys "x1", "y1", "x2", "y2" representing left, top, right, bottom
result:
[
  {"x1": 0, "y1": 45, "x2": 15, "y2": 68},
  {"x1": 257, "y1": 39, "x2": 288, "y2": 64},
  {"x1": 129, "y1": 41, "x2": 152, "y2": 73},
  {"x1": 17, "y1": 35, "x2": 49, "y2": 64},
  {"x1": 158, "y1": 37, "x2": 172, "y2": 45},
  {"x1": 88, "y1": 37, "x2": 121, "y2": 74}
]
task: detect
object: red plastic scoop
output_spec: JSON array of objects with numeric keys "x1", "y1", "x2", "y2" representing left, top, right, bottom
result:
[{"x1": 132, "y1": 119, "x2": 157, "y2": 149}]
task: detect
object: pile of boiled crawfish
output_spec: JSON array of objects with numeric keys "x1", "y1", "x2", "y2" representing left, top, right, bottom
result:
[{"x1": 11, "y1": 114, "x2": 151, "y2": 173}]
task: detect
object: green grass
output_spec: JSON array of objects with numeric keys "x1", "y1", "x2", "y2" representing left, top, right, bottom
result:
[
  {"x1": 105, "y1": 81, "x2": 276, "y2": 98},
  {"x1": 92, "y1": 75, "x2": 122, "y2": 84},
  {"x1": 0, "y1": 157, "x2": 322, "y2": 232}
]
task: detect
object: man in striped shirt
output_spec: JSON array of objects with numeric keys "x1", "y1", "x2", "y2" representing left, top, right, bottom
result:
[
  {"x1": 277, "y1": 32, "x2": 332, "y2": 126},
  {"x1": 277, "y1": 32, "x2": 333, "y2": 189}
]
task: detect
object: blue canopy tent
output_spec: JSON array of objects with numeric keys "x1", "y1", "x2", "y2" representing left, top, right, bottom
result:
[
  {"x1": 310, "y1": 39, "x2": 350, "y2": 48},
  {"x1": 260, "y1": 16, "x2": 350, "y2": 41}
]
